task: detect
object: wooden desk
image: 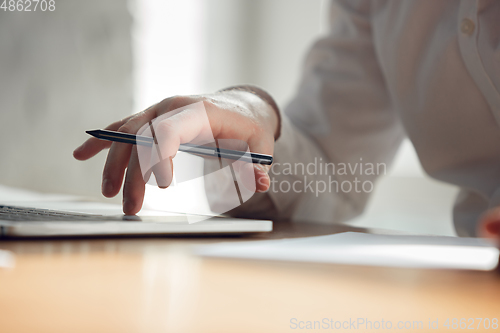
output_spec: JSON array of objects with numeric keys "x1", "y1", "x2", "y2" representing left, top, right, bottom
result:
[{"x1": 0, "y1": 221, "x2": 498, "y2": 333}]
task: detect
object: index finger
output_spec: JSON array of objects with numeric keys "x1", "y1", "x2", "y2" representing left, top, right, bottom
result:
[{"x1": 73, "y1": 116, "x2": 134, "y2": 160}]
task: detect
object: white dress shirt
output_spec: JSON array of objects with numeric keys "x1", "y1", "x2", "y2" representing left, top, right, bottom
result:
[{"x1": 208, "y1": 0, "x2": 500, "y2": 237}]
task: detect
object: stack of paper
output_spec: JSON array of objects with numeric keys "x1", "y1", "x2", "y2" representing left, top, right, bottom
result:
[{"x1": 196, "y1": 232, "x2": 499, "y2": 271}]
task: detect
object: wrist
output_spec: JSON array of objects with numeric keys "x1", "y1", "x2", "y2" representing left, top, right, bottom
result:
[{"x1": 219, "y1": 85, "x2": 281, "y2": 140}]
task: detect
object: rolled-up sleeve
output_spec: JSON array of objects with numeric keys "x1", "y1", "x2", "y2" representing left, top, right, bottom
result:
[{"x1": 208, "y1": 0, "x2": 405, "y2": 223}]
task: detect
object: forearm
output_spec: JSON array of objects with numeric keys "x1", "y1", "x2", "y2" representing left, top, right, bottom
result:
[{"x1": 205, "y1": 111, "x2": 370, "y2": 223}]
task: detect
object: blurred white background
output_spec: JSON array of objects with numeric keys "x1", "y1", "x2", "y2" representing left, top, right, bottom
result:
[
  {"x1": 0, "y1": 0, "x2": 133, "y2": 197},
  {"x1": 0, "y1": 0, "x2": 459, "y2": 235}
]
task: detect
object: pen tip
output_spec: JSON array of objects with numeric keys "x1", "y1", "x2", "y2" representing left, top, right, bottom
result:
[{"x1": 86, "y1": 129, "x2": 101, "y2": 137}]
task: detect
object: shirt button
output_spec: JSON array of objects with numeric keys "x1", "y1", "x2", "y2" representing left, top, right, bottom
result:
[{"x1": 461, "y1": 18, "x2": 475, "y2": 36}]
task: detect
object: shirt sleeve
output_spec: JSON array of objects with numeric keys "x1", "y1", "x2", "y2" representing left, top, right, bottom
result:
[{"x1": 206, "y1": 0, "x2": 405, "y2": 223}]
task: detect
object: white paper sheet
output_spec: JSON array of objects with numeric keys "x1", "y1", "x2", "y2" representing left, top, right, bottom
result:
[
  {"x1": 0, "y1": 250, "x2": 15, "y2": 269},
  {"x1": 196, "y1": 232, "x2": 499, "y2": 271}
]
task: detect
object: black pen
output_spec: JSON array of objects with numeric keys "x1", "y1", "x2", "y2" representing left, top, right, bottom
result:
[{"x1": 86, "y1": 129, "x2": 273, "y2": 165}]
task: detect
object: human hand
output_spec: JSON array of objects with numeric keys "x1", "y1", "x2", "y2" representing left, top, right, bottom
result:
[
  {"x1": 73, "y1": 90, "x2": 279, "y2": 215},
  {"x1": 477, "y1": 207, "x2": 500, "y2": 244}
]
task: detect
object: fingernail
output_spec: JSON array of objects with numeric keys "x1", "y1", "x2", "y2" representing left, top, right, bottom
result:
[
  {"x1": 73, "y1": 144, "x2": 84, "y2": 156},
  {"x1": 102, "y1": 179, "x2": 113, "y2": 195},
  {"x1": 123, "y1": 199, "x2": 134, "y2": 214},
  {"x1": 256, "y1": 187, "x2": 269, "y2": 193},
  {"x1": 156, "y1": 177, "x2": 170, "y2": 189},
  {"x1": 255, "y1": 171, "x2": 270, "y2": 193}
]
